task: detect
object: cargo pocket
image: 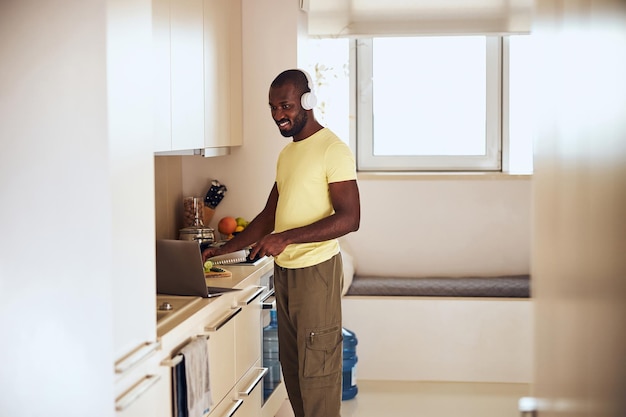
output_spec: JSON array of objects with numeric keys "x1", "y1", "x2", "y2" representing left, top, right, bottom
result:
[{"x1": 303, "y1": 324, "x2": 343, "y2": 378}]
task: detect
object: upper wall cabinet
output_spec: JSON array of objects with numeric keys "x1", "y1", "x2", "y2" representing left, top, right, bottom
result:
[
  {"x1": 204, "y1": 0, "x2": 243, "y2": 148},
  {"x1": 153, "y1": 0, "x2": 242, "y2": 154},
  {"x1": 152, "y1": 0, "x2": 172, "y2": 153}
]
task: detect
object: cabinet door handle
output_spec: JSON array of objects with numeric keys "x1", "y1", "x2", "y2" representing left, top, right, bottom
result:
[
  {"x1": 160, "y1": 354, "x2": 183, "y2": 368},
  {"x1": 205, "y1": 307, "x2": 242, "y2": 332},
  {"x1": 223, "y1": 399, "x2": 244, "y2": 417},
  {"x1": 114, "y1": 341, "x2": 160, "y2": 374},
  {"x1": 115, "y1": 374, "x2": 161, "y2": 411},
  {"x1": 160, "y1": 335, "x2": 210, "y2": 367},
  {"x1": 238, "y1": 286, "x2": 265, "y2": 306},
  {"x1": 238, "y1": 367, "x2": 268, "y2": 396}
]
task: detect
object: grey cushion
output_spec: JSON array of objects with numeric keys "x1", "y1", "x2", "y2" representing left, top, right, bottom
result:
[{"x1": 345, "y1": 275, "x2": 530, "y2": 298}]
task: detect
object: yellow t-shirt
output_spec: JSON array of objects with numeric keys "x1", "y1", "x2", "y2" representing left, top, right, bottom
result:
[{"x1": 274, "y1": 128, "x2": 357, "y2": 268}]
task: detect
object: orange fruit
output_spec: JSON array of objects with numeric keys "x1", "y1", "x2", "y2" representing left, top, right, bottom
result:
[{"x1": 218, "y1": 216, "x2": 237, "y2": 235}]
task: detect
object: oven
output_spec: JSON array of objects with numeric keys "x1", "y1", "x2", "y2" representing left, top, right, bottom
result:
[{"x1": 259, "y1": 270, "x2": 284, "y2": 407}]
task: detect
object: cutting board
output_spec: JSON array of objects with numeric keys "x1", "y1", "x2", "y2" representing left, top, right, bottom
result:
[{"x1": 204, "y1": 268, "x2": 232, "y2": 278}]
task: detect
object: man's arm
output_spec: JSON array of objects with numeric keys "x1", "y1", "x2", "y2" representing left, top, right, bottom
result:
[
  {"x1": 202, "y1": 183, "x2": 278, "y2": 261},
  {"x1": 249, "y1": 179, "x2": 360, "y2": 259}
]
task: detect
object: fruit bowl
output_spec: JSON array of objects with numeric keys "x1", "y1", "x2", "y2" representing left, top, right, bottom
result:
[
  {"x1": 220, "y1": 233, "x2": 234, "y2": 241},
  {"x1": 217, "y1": 216, "x2": 249, "y2": 241}
]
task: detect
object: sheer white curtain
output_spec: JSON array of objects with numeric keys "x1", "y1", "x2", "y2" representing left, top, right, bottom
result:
[{"x1": 306, "y1": 0, "x2": 533, "y2": 37}]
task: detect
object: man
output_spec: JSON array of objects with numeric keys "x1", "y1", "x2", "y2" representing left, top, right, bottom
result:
[{"x1": 202, "y1": 68, "x2": 360, "y2": 417}]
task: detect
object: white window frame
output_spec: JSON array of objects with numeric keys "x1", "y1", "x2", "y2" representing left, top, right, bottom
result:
[{"x1": 355, "y1": 37, "x2": 503, "y2": 172}]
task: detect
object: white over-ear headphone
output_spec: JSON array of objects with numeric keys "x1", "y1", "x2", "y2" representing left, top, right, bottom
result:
[{"x1": 298, "y1": 69, "x2": 317, "y2": 110}]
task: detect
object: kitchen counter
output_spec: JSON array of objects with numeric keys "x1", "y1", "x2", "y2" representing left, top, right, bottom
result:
[
  {"x1": 156, "y1": 256, "x2": 273, "y2": 339},
  {"x1": 153, "y1": 255, "x2": 287, "y2": 417},
  {"x1": 151, "y1": 255, "x2": 274, "y2": 417}
]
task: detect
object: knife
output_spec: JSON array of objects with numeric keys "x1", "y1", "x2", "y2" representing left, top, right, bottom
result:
[{"x1": 208, "y1": 249, "x2": 250, "y2": 265}]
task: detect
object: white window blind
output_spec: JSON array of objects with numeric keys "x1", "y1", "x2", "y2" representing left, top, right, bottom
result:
[{"x1": 306, "y1": 0, "x2": 533, "y2": 37}]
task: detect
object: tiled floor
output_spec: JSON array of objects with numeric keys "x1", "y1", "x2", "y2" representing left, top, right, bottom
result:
[{"x1": 276, "y1": 380, "x2": 531, "y2": 417}]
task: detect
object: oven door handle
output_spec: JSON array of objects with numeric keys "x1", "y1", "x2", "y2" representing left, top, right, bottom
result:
[{"x1": 261, "y1": 288, "x2": 275, "y2": 309}]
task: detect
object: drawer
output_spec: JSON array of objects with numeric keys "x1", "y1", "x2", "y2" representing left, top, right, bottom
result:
[
  {"x1": 233, "y1": 366, "x2": 266, "y2": 417},
  {"x1": 115, "y1": 365, "x2": 170, "y2": 417},
  {"x1": 205, "y1": 304, "x2": 240, "y2": 403},
  {"x1": 162, "y1": 302, "x2": 240, "y2": 417},
  {"x1": 208, "y1": 363, "x2": 267, "y2": 417},
  {"x1": 234, "y1": 286, "x2": 264, "y2": 381}
]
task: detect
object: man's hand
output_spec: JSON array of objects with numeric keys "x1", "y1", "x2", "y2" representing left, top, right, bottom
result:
[
  {"x1": 249, "y1": 233, "x2": 289, "y2": 260},
  {"x1": 201, "y1": 246, "x2": 221, "y2": 262}
]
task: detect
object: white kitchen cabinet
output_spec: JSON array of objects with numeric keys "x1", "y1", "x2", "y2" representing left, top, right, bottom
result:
[
  {"x1": 202, "y1": 284, "x2": 264, "y2": 414},
  {"x1": 234, "y1": 364, "x2": 267, "y2": 417},
  {"x1": 205, "y1": 300, "x2": 239, "y2": 405},
  {"x1": 107, "y1": 1, "x2": 164, "y2": 415},
  {"x1": 115, "y1": 356, "x2": 171, "y2": 417},
  {"x1": 234, "y1": 285, "x2": 264, "y2": 381},
  {"x1": 205, "y1": 284, "x2": 265, "y2": 416},
  {"x1": 157, "y1": 293, "x2": 238, "y2": 417},
  {"x1": 152, "y1": 0, "x2": 173, "y2": 152},
  {"x1": 203, "y1": 0, "x2": 243, "y2": 148},
  {"x1": 208, "y1": 362, "x2": 266, "y2": 417},
  {"x1": 171, "y1": 0, "x2": 205, "y2": 151},
  {"x1": 153, "y1": 0, "x2": 243, "y2": 153},
  {"x1": 156, "y1": 260, "x2": 273, "y2": 417}
]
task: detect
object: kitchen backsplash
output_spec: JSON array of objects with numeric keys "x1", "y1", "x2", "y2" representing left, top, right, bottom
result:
[{"x1": 155, "y1": 156, "x2": 184, "y2": 240}]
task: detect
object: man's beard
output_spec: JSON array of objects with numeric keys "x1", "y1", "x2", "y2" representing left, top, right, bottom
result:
[{"x1": 279, "y1": 110, "x2": 308, "y2": 138}]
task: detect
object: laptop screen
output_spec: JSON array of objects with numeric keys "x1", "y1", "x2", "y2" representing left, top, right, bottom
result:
[{"x1": 156, "y1": 239, "x2": 210, "y2": 297}]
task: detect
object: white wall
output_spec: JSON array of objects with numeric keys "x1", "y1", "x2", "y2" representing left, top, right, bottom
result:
[
  {"x1": 180, "y1": 0, "x2": 532, "y2": 278},
  {"x1": 347, "y1": 175, "x2": 531, "y2": 277},
  {"x1": 342, "y1": 297, "x2": 534, "y2": 383}
]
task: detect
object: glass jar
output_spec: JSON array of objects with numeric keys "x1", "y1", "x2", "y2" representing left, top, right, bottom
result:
[
  {"x1": 182, "y1": 196, "x2": 204, "y2": 228},
  {"x1": 180, "y1": 196, "x2": 215, "y2": 245}
]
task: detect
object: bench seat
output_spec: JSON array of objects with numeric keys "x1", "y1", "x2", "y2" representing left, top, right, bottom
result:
[{"x1": 346, "y1": 274, "x2": 530, "y2": 298}]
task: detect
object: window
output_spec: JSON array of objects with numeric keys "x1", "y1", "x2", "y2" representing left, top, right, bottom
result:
[{"x1": 307, "y1": 35, "x2": 534, "y2": 173}]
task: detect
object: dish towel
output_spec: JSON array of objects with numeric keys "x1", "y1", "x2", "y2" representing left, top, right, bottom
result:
[
  {"x1": 173, "y1": 359, "x2": 187, "y2": 417},
  {"x1": 180, "y1": 337, "x2": 213, "y2": 417}
]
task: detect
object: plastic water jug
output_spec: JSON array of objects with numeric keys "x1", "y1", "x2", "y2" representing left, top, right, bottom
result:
[
  {"x1": 263, "y1": 309, "x2": 281, "y2": 400},
  {"x1": 342, "y1": 327, "x2": 358, "y2": 400}
]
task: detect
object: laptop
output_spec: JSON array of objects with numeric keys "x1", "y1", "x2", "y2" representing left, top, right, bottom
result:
[{"x1": 156, "y1": 239, "x2": 241, "y2": 298}]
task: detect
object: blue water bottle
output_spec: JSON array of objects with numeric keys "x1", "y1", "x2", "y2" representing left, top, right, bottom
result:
[
  {"x1": 342, "y1": 327, "x2": 358, "y2": 400},
  {"x1": 263, "y1": 309, "x2": 281, "y2": 400}
]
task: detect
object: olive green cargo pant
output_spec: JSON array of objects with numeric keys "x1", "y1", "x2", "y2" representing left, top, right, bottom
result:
[{"x1": 274, "y1": 253, "x2": 344, "y2": 417}]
